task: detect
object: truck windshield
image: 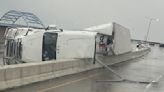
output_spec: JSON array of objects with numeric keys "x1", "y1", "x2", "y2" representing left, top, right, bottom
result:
[{"x1": 42, "y1": 32, "x2": 58, "y2": 61}]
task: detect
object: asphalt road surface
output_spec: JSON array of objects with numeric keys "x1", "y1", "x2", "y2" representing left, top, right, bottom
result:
[{"x1": 3, "y1": 45, "x2": 164, "y2": 92}]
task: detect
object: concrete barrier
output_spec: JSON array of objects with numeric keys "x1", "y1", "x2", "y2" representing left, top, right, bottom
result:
[{"x1": 0, "y1": 48, "x2": 150, "y2": 91}]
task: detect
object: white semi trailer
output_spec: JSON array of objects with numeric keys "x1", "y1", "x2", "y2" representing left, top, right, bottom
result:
[{"x1": 3, "y1": 22, "x2": 132, "y2": 64}]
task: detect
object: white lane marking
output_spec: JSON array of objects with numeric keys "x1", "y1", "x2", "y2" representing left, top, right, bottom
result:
[
  {"x1": 38, "y1": 73, "x2": 101, "y2": 92},
  {"x1": 144, "y1": 75, "x2": 163, "y2": 92}
]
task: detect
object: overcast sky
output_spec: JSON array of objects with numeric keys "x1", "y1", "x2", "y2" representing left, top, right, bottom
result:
[{"x1": 0, "y1": 0, "x2": 163, "y2": 43}]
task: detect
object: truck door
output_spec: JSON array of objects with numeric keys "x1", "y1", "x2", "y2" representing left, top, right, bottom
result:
[{"x1": 42, "y1": 32, "x2": 58, "y2": 61}]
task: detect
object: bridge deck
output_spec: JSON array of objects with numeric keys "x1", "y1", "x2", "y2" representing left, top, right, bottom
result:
[{"x1": 2, "y1": 46, "x2": 164, "y2": 92}]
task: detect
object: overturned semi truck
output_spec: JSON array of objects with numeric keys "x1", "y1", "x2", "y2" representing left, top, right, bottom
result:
[{"x1": 4, "y1": 22, "x2": 133, "y2": 64}]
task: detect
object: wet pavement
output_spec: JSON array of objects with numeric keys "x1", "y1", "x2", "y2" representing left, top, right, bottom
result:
[{"x1": 3, "y1": 45, "x2": 164, "y2": 92}]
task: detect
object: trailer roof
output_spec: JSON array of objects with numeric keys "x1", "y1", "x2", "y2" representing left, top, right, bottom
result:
[{"x1": 84, "y1": 23, "x2": 113, "y2": 35}]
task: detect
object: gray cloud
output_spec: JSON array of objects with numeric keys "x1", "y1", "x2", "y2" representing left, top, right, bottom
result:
[{"x1": 0, "y1": 0, "x2": 163, "y2": 43}]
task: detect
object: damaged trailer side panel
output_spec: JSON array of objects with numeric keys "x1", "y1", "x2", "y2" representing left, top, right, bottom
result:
[
  {"x1": 56, "y1": 31, "x2": 97, "y2": 60},
  {"x1": 85, "y1": 22, "x2": 132, "y2": 55},
  {"x1": 113, "y1": 23, "x2": 132, "y2": 55}
]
